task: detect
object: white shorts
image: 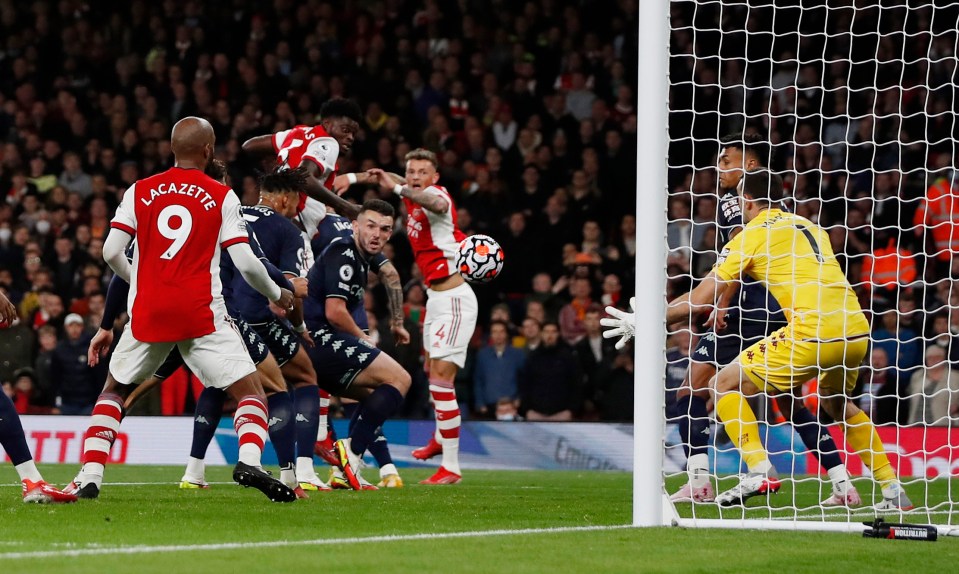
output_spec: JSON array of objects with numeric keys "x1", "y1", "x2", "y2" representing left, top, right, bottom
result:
[
  {"x1": 109, "y1": 320, "x2": 256, "y2": 389},
  {"x1": 423, "y1": 282, "x2": 478, "y2": 369}
]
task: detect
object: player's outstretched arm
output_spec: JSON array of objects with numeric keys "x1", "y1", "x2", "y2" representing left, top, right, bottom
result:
[
  {"x1": 241, "y1": 135, "x2": 277, "y2": 161},
  {"x1": 228, "y1": 242, "x2": 294, "y2": 309},
  {"x1": 376, "y1": 171, "x2": 448, "y2": 214},
  {"x1": 103, "y1": 229, "x2": 133, "y2": 282},
  {"x1": 665, "y1": 272, "x2": 726, "y2": 325},
  {"x1": 301, "y1": 161, "x2": 361, "y2": 219}
]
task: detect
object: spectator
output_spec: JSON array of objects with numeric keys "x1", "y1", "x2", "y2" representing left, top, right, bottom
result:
[
  {"x1": 908, "y1": 346, "x2": 959, "y2": 426},
  {"x1": 857, "y1": 347, "x2": 907, "y2": 425},
  {"x1": 525, "y1": 272, "x2": 564, "y2": 322},
  {"x1": 9, "y1": 368, "x2": 50, "y2": 414},
  {"x1": 595, "y1": 352, "x2": 635, "y2": 421},
  {"x1": 51, "y1": 313, "x2": 98, "y2": 415},
  {"x1": 494, "y1": 397, "x2": 522, "y2": 421},
  {"x1": 473, "y1": 320, "x2": 526, "y2": 416},
  {"x1": 574, "y1": 307, "x2": 617, "y2": 417},
  {"x1": 58, "y1": 152, "x2": 93, "y2": 197},
  {"x1": 913, "y1": 173, "x2": 959, "y2": 278},
  {"x1": 872, "y1": 309, "x2": 923, "y2": 381},
  {"x1": 558, "y1": 277, "x2": 593, "y2": 345},
  {"x1": 32, "y1": 324, "x2": 59, "y2": 407},
  {"x1": 0, "y1": 311, "x2": 34, "y2": 383},
  {"x1": 861, "y1": 233, "x2": 917, "y2": 292},
  {"x1": 519, "y1": 316, "x2": 543, "y2": 352},
  {"x1": 519, "y1": 322, "x2": 582, "y2": 421}
]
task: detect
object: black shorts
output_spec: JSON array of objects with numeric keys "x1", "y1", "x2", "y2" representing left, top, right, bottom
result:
[
  {"x1": 249, "y1": 318, "x2": 300, "y2": 366},
  {"x1": 692, "y1": 319, "x2": 780, "y2": 367},
  {"x1": 306, "y1": 326, "x2": 381, "y2": 395},
  {"x1": 152, "y1": 317, "x2": 269, "y2": 380}
]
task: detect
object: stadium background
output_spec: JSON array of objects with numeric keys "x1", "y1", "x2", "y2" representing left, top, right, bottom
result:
[{"x1": 0, "y1": 0, "x2": 639, "y2": 421}]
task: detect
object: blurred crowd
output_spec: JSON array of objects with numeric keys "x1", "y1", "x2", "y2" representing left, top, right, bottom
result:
[
  {"x1": 665, "y1": 1, "x2": 959, "y2": 427},
  {"x1": 0, "y1": 0, "x2": 638, "y2": 421}
]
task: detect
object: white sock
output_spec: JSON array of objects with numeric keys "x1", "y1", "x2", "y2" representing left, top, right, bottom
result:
[
  {"x1": 80, "y1": 463, "x2": 105, "y2": 487},
  {"x1": 379, "y1": 463, "x2": 398, "y2": 478},
  {"x1": 749, "y1": 459, "x2": 774, "y2": 476},
  {"x1": 184, "y1": 456, "x2": 205, "y2": 480},
  {"x1": 442, "y1": 440, "x2": 461, "y2": 476},
  {"x1": 827, "y1": 464, "x2": 851, "y2": 493},
  {"x1": 296, "y1": 457, "x2": 317, "y2": 480},
  {"x1": 686, "y1": 454, "x2": 710, "y2": 488},
  {"x1": 15, "y1": 460, "x2": 42, "y2": 483},
  {"x1": 279, "y1": 467, "x2": 297, "y2": 488}
]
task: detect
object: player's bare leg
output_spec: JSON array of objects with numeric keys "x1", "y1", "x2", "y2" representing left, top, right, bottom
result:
[
  {"x1": 332, "y1": 354, "x2": 411, "y2": 490},
  {"x1": 710, "y1": 361, "x2": 782, "y2": 507},
  {"x1": 819, "y1": 395, "x2": 912, "y2": 510},
  {"x1": 774, "y1": 392, "x2": 859, "y2": 507},
  {"x1": 671, "y1": 359, "x2": 716, "y2": 502}
]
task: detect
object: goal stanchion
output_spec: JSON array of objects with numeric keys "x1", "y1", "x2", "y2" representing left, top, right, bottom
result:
[{"x1": 649, "y1": 0, "x2": 959, "y2": 536}]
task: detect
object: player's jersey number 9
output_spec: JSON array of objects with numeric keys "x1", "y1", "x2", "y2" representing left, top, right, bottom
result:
[{"x1": 157, "y1": 204, "x2": 193, "y2": 260}]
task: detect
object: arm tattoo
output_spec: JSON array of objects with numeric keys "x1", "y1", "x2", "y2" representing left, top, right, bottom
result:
[
  {"x1": 399, "y1": 186, "x2": 449, "y2": 214},
  {"x1": 380, "y1": 263, "x2": 405, "y2": 325}
]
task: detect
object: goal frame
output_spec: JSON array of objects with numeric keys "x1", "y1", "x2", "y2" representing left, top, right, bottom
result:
[{"x1": 632, "y1": 0, "x2": 959, "y2": 537}]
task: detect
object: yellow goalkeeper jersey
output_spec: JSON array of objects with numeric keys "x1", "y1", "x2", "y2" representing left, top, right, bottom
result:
[{"x1": 713, "y1": 208, "x2": 869, "y2": 340}]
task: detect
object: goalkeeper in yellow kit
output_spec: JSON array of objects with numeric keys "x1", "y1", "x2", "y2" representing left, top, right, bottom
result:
[{"x1": 662, "y1": 169, "x2": 912, "y2": 509}]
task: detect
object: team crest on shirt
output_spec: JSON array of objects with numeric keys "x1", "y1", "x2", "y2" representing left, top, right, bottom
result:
[{"x1": 340, "y1": 265, "x2": 353, "y2": 281}]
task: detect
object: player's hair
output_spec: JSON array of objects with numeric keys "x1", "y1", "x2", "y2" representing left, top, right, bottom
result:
[
  {"x1": 259, "y1": 167, "x2": 307, "y2": 195},
  {"x1": 204, "y1": 158, "x2": 227, "y2": 183},
  {"x1": 719, "y1": 132, "x2": 772, "y2": 168},
  {"x1": 739, "y1": 169, "x2": 785, "y2": 206},
  {"x1": 320, "y1": 98, "x2": 362, "y2": 123},
  {"x1": 359, "y1": 198, "x2": 395, "y2": 218},
  {"x1": 404, "y1": 148, "x2": 439, "y2": 169}
]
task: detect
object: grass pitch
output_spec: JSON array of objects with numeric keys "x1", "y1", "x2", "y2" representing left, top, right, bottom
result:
[{"x1": 0, "y1": 465, "x2": 954, "y2": 574}]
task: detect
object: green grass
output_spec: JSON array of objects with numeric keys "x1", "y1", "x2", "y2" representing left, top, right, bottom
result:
[{"x1": 0, "y1": 465, "x2": 954, "y2": 574}]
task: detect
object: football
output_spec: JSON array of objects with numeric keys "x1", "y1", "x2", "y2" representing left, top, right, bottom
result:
[{"x1": 456, "y1": 234, "x2": 505, "y2": 283}]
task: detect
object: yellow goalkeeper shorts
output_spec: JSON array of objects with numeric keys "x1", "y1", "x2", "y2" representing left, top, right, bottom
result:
[{"x1": 738, "y1": 325, "x2": 869, "y2": 395}]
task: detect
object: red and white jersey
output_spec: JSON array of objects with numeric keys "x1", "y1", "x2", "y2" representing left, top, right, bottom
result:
[
  {"x1": 404, "y1": 185, "x2": 466, "y2": 286},
  {"x1": 274, "y1": 125, "x2": 339, "y2": 249},
  {"x1": 111, "y1": 167, "x2": 248, "y2": 343},
  {"x1": 273, "y1": 125, "x2": 339, "y2": 189}
]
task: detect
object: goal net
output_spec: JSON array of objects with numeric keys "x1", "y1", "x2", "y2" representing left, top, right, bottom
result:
[{"x1": 637, "y1": 0, "x2": 959, "y2": 535}]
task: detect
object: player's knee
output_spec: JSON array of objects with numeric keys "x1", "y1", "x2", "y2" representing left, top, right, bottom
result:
[{"x1": 388, "y1": 368, "x2": 412, "y2": 395}]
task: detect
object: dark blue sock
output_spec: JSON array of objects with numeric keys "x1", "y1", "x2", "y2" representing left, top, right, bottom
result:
[
  {"x1": 368, "y1": 428, "x2": 394, "y2": 468},
  {"x1": 677, "y1": 394, "x2": 710, "y2": 459},
  {"x1": 293, "y1": 385, "x2": 320, "y2": 459},
  {"x1": 267, "y1": 391, "x2": 296, "y2": 468},
  {"x1": 791, "y1": 406, "x2": 843, "y2": 471},
  {"x1": 0, "y1": 393, "x2": 32, "y2": 466},
  {"x1": 350, "y1": 385, "x2": 403, "y2": 456},
  {"x1": 343, "y1": 402, "x2": 360, "y2": 435},
  {"x1": 190, "y1": 387, "x2": 226, "y2": 459}
]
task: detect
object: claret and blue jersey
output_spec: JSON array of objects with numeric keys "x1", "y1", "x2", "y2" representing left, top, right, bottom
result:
[{"x1": 304, "y1": 236, "x2": 371, "y2": 332}]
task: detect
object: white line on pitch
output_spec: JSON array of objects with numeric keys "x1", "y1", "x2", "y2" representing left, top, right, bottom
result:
[{"x1": 0, "y1": 525, "x2": 634, "y2": 560}]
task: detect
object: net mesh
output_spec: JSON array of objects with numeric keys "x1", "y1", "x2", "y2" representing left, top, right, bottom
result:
[{"x1": 665, "y1": 0, "x2": 959, "y2": 526}]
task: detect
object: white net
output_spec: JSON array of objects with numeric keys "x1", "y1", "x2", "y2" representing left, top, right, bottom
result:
[{"x1": 664, "y1": 0, "x2": 959, "y2": 530}]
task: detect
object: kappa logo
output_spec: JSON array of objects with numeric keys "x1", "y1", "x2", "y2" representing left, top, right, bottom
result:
[
  {"x1": 332, "y1": 340, "x2": 343, "y2": 352},
  {"x1": 296, "y1": 414, "x2": 309, "y2": 423},
  {"x1": 281, "y1": 334, "x2": 291, "y2": 346},
  {"x1": 268, "y1": 417, "x2": 283, "y2": 427},
  {"x1": 342, "y1": 248, "x2": 355, "y2": 260},
  {"x1": 195, "y1": 415, "x2": 210, "y2": 425},
  {"x1": 345, "y1": 346, "x2": 356, "y2": 357},
  {"x1": 702, "y1": 332, "x2": 716, "y2": 342},
  {"x1": 696, "y1": 347, "x2": 709, "y2": 357},
  {"x1": 322, "y1": 334, "x2": 332, "y2": 344},
  {"x1": 819, "y1": 434, "x2": 832, "y2": 444},
  {"x1": 358, "y1": 352, "x2": 370, "y2": 363}
]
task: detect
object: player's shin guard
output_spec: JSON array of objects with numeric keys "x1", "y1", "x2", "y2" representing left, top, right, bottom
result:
[
  {"x1": 677, "y1": 394, "x2": 710, "y2": 488},
  {"x1": 317, "y1": 389, "x2": 331, "y2": 442},
  {"x1": 0, "y1": 393, "x2": 41, "y2": 482},
  {"x1": 235, "y1": 396, "x2": 269, "y2": 467},
  {"x1": 716, "y1": 393, "x2": 772, "y2": 475},
  {"x1": 430, "y1": 379, "x2": 461, "y2": 475},
  {"x1": 79, "y1": 393, "x2": 124, "y2": 487},
  {"x1": 191, "y1": 387, "x2": 226, "y2": 460},
  {"x1": 350, "y1": 385, "x2": 403, "y2": 456},
  {"x1": 841, "y1": 410, "x2": 896, "y2": 488}
]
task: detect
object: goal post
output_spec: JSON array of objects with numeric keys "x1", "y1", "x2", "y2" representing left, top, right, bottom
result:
[
  {"x1": 637, "y1": 0, "x2": 959, "y2": 536},
  {"x1": 632, "y1": 0, "x2": 671, "y2": 528}
]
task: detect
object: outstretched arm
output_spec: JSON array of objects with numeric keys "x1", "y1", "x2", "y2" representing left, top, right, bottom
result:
[
  {"x1": 377, "y1": 172, "x2": 448, "y2": 214},
  {"x1": 302, "y1": 161, "x2": 360, "y2": 219},
  {"x1": 241, "y1": 135, "x2": 276, "y2": 162},
  {"x1": 665, "y1": 273, "x2": 727, "y2": 325}
]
